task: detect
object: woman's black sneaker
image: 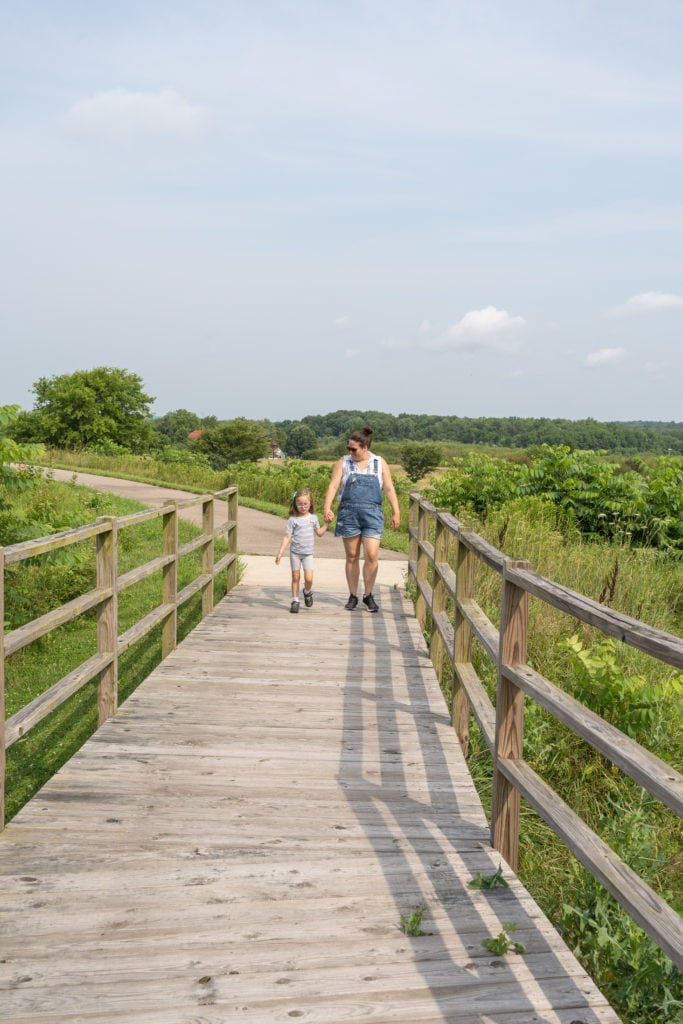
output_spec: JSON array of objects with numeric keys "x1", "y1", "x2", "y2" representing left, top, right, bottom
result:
[
  {"x1": 362, "y1": 594, "x2": 379, "y2": 612},
  {"x1": 344, "y1": 595, "x2": 359, "y2": 610}
]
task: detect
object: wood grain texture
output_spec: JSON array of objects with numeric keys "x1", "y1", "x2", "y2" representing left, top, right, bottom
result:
[{"x1": 0, "y1": 581, "x2": 622, "y2": 1023}]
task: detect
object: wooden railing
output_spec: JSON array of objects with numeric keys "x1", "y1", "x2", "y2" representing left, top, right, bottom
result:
[
  {"x1": 0, "y1": 487, "x2": 238, "y2": 830},
  {"x1": 408, "y1": 492, "x2": 683, "y2": 969}
]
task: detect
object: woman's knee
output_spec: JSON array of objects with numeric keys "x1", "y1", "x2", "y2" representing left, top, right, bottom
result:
[{"x1": 362, "y1": 539, "x2": 380, "y2": 566}]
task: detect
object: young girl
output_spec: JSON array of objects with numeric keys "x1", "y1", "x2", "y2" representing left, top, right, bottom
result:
[{"x1": 275, "y1": 489, "x2": 329, "y2": 613}]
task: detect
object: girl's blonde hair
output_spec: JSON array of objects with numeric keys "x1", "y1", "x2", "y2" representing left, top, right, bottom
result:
[{"x1": 289, "y1": 488, "x2": 315, "y2": 516}]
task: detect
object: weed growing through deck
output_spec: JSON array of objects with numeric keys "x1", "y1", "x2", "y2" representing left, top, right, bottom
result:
[
  {"x1": 400, "y1": 908, "x2": 430, "y2": 937},
  {"x1": 482, "y1": 922, "x2": 526, "y2": 956},
  {"x1": 468, "y1": 863, "x2": 509, "y2": 890}
]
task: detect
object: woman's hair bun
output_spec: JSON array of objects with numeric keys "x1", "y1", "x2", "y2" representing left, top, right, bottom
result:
[{"x1": 361, "y1": 425, "x2": 373, "y2": 440}]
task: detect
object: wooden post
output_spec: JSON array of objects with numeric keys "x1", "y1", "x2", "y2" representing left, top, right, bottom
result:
[
  {"x1": 96, "y1": 518, "x2": 118, "y2": 727},
  {"x1": 408, "y1": 494, "x2": 418, "y2": 579},
  {"x1": 1, "y1": 546, "x2": 5, "y2": 831},
  {"x1": 491, "y1": 558, "x2": 530, "y2": 870},
  {"x1": 226, "y1": 488, "x2": 238, "y2": 591},
  {"x1": 202, "y1": 496, "x2": 214, "y2": 618},
  {"x1": 429, "y1": 515, "x2": 449, "y2": 682},
  {"x1": 453, "y1": 535, "x2": 474, "y2": 756},
  {"x1": 415, "y1": 503, "x2": 429, "y2": 632},
  {"x1": 162, "y1": 503, "x2": 178, "y2": 658}
]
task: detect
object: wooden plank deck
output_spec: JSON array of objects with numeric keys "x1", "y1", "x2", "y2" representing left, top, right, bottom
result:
[{"x1": 0, "y1": 575, "x2": 621, "y2": 1023}]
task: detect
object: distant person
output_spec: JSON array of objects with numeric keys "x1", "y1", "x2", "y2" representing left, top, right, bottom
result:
[
  {"x1": 323, "y1": 426, "x2": 400, "y2": 612},
  {"x1": 275, "y1": 488, "x2": 329, "y2": 613}
]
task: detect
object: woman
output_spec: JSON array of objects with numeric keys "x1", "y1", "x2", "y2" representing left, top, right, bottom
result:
[{"x1": 323, "y1": 426, "x2": 400, "y2": 612}]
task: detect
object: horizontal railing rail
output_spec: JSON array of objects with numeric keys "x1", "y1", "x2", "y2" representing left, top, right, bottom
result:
[
  {"x1": 407, "y1": 492, "x2": 683, "y2": 969},
  {"x1": 0, "y1": 486, "x2": 238, "y2": 829}
]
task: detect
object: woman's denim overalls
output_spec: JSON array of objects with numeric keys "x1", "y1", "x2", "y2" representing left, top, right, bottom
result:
[{"x1": 334, "y1": 457, "x2": 385, "y2": 538}]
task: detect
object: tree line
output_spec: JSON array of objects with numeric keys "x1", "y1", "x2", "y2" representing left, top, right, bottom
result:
[
  {"x1": 5, "y1": 367, "x2": 683, "y2": 461},
  {"x1": 279, "y1": 409, "x2": 683, "y2": 455}
]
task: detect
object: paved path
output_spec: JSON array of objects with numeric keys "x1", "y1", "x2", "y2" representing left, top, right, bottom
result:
[{"x1": 45, "y1": 468, "x2": 408, "y2": 594}]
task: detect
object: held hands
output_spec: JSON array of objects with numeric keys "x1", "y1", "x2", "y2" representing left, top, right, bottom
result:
[{"x1": 323, "y1": 509, "x2": 335, "y2": 524}]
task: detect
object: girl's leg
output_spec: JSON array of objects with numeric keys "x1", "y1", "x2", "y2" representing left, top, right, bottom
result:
[{"x1": 291, "y1": 569, "x2": 301, "y2": 599}]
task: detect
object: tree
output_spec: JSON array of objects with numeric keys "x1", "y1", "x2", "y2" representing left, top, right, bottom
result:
[
  {"x1": 194, "y1": 418, "x2": 270, "y2": 468},
  {"x1": 14, "y1": 367, "x2": 155, "y2": 451},
  {"x1": 286, "y1": 424, "x2": 317, "y2": 457},
  {"x1": 399, "y1": 441, "x2": 442, "y2": 483},
  {"x1": 153, "y1": 409, "x2": 203, "y2": 446}
]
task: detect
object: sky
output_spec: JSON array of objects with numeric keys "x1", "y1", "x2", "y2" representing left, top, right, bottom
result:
[{"x1": 1, "y1": 1, "x2": 682, "y2": 424}]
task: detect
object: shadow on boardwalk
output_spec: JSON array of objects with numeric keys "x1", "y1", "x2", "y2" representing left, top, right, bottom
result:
[{"x1": 0, "y1": 577, "x2": 620, "y2": 1022}]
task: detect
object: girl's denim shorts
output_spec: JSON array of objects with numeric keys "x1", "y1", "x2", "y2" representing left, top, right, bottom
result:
[{"x1": 334, "y1": 503, "x2": 385, "y2": 539}]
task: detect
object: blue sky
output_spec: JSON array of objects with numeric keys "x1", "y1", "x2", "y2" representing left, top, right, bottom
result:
[{"x1": 1, "y1": 1, "x2": 682, "y2": 423}]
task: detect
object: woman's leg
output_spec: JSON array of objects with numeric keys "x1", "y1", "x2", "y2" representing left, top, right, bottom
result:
[
  {"x1": 343, "y1": 535, "x2": 362, "y2": 595},
  {"x1": 361, "y1": 536, "x2": 380, "y2": 596}
]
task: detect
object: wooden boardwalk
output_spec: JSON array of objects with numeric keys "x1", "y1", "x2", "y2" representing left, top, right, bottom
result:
[{"x1": 0, "y1": 572, "x2": 621, "y2": 1023}]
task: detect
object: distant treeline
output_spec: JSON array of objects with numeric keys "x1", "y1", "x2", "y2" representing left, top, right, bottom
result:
[{"x1": 273, "y1": 411, "x2": 683, "y2": 456}]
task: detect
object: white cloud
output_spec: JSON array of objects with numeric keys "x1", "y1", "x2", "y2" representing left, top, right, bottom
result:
[
  {"x1": 425, "y1": 306, "x2": 526, "y2": 352},
  {"x1": 585, "y1": 347, "x2": 626, "y2": 367},
  {"x1": 63, "y1": 89, "x2": 204, "y2": 138},
  {"x1": 334, "y1": 315, "x2": 351, "y2": 328},
  {"x1": 608, "y1": 291, "x2": 683, "y2": 317},
  {"x1": 344, "y1": 348, "x2": 360, "y2": 359},
  {"x1": 417, "y1": 319, "x2": 433, "y2": 336}
]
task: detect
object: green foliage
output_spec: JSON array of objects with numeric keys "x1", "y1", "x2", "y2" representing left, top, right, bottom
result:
[
  {"x1": 0, "y1": 404, "x2": 46, "y2": 546},
  {"x1": 556, "y1": 799, "x2": 683, "y2": 1024},
  {"x1": 427, "y1": 452, "x2": 522, "y2": 518},
  {"x1": 285, "y1": 423, "x2": 317, "y2": 457},
  {"x1": 11, "y1": 368, "x2": 155, "y2": 452},
  {"x1": 152, "y1": 408, "x2": 218, "y2": 446},
  {"x1": 399, "y1": 441, "x2": 442, "y2": 482},
  {"x1": 643, "y1": 457, "x2": 683, "y2": 549},
  {"x1": 468, "y1": 863, "x2": 509, "y2": 889},
  {"x1": 155, "y1": 445, "x2": 212, "y2": 468},
  {"x1": 482, "y1": 922, "x2": 526, "y2": 955},
  {"x1": 194, "y1": 418, "x2": 270, "y2": 468},
  {"x1": 562, "y1": 634, "x2": 683, "y2": 741},
  {"x1": 427, "y1": 445, "x2": 683, "y2": 549},
  {"x1": 400, "y1": 908, "x2": 429, "y2": 936}
]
